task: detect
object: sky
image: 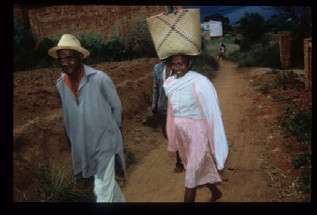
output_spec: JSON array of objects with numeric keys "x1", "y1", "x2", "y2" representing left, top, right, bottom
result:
[{"x1": 184, "y1": 6, "x2": 280, "y2": 25}]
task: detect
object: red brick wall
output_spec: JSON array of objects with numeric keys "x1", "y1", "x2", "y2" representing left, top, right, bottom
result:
[
  {"x1": 279, "y1": 34, "x2": 290, "y2": 69},
  {"x1": 269, "y1": 34, "x2": 280, "y2": 41},
  {"x1": 24, "y1": 5, "x2": 184, "y2": 42},
  {"x1": 304, "y1": 38, "x2": 312, "y2": 90}
]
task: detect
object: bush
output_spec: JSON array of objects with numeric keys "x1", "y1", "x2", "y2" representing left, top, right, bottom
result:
[
  {"x1": 129, "y1": 12, "x2": 157, "y2": 59},
  {"x1": 234, "y1": 38, "x2": 241, "y2": 45},
  {"x1": 34, "y1": 164, "x2": 94, "y2": 202},
  {"x1": 35, "y1": 37, "x2": 59, "y2": 68},
  {"x1": 13, "y1": 19, "x2": 37, "y2": 71},
  {"x1": 278, "y1": 105, "x2": 312, "y2": 193},
  {"x1": 239, "y1": 38, "x2": 253, "y2": 52},
  {"x1": 191, "y1": 49, "x2": 219, "y2": 80},
  {"x1": 282, "y1": 110, "x2": 312, "y2": 144},
  {"x1": 79, "y1": 32, "x2": 107, "y2": 65},
  {"x1": 109, "y1": 12, "x2": 156, "y2": 61},
  {"x1": 239, "y1": 12, "x2": 268, "y2": 46},
  {"x1": 228, "y1": 41, "x2": 281, "y2": 68}
]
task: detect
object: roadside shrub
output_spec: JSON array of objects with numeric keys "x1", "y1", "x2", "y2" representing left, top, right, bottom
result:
[
  {"x1": 278, "y1": 104, "x2": 312, "y2": 193},
  {"x1": 129, "y1": 12, "x2": 157, "y2": 59},
  {"x1": 109, "y1": 12, "x2": 156, "y2": 61},
  {"x1": 103, "y1": 39, "x2": 127, "y2": 62},
  {"x1": 13, "y1": 19, "x2": 37, "y2": 71},
  {"x1": 292, "y1": 153, "x2": 311, "y2": 169},
  {"x1": 192, "y1": 49, "x2": 219, "y2": 80},
  {"x1": 34, "y1": 164, "x2": 94, "y2": 202},
  {"x1": 123, "y1": 145, "x2": 136, "y2": 166},
  {"x1": 228, "y1": 41, "x2": 280, "y2": 68},
  {"x1": 239, "y1": 38, "x2": 254, "y2": 52},
  {"x1": 34, "y1": 37, "x2": 59, "y2": 68},
  {"x1": 234, "y1": 38, "x2": 241, "y2": 45},
  {"x1": 281, "y1": 109, "x2": 312, "y2": 145},
  {"x1": 292, "y1": 153, "x2": 311, "y2": 193},
  {"x1": 239, "y1": 12, "x2": 268, "y2": 50},
  {"x1": 79, "y1": 31, "x2": 107, "y2": 65}
]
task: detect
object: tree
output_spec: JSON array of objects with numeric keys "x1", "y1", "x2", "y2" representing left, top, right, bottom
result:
[
  {"x1": 238, "y1": 12, "x2": 268, "y2": 51},
  {"x1": 271, "y1": 6, "x2": 312, "y2": 67},
  {"x1": 266, "y1": 14, "x2": 292, "y2": 33}
]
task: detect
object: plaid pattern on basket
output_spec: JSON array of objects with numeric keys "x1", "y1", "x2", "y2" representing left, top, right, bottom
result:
[{"x1": 146, "y1": 9, "x2": 202, "y2": 60}]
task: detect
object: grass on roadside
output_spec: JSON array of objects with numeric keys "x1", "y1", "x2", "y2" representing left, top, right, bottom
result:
[
  {"x1": 227, "y1": 41, "x2": 281, "y2": 68},
  {"x1": 257, "y1": 70, "x2": 311, "y2": 194},
  {"x1": 278, "y1": 105, "x2": 312, "y2": 193},
  {"x1": 34, "y1": 163, "x2": 94, "y2": 202},
  {"x1": 192, "y1": 46, "x2": 219, "y2": 81}
]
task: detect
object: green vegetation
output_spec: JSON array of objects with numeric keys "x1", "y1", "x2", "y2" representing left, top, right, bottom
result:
[
  {"x1": 123, "y1": 144, "x2": 136, "y2": 166},
  {"x1": 192, "y1": 48, "x2": 219, "y2": 80},
  {"x1": 109, "y1": 12, "x2": 156, "y2": 61},
  {"x1": 258, "y1": 70, "x2": 304, "y2": 95},
  {"x1": 257, "y1": 69, "x2": 311, "y2": 194},
  {"x1": 203, "y1": 38, "x2": 240, "y2": 57},
  {"x1": 13, "y1": 19, "x2": 37, "y2": 71},
  {"x1": 34, "y1": 163, "x2": 94, "y2": 202},
  {"x1": 279, "y1": 105, "x2": 312, "y2": 193},
  {"x1": 228, "y1": 42, "x2": 281, "y2": 68},
  {"x1": 238, "y1": 12, "x2": 269, "y2": 51}
]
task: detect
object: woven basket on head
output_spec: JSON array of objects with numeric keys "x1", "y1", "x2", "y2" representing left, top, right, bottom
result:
[{"x1": 146, "y1": 9, "x2": 201, "y2": 60}]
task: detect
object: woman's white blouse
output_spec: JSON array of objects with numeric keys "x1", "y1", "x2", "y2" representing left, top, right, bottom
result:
[{"x1": 170, "y1": 84, "x2": 202, "y2": 120}]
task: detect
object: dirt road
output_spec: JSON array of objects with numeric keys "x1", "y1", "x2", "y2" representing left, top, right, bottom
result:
[{"x1": 121, "y1": 60, "x2": 277, "y2": 202}]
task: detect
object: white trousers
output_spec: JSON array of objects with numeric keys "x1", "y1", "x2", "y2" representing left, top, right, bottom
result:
[{"x1": 93, "y1": 155, "x2": 126, "y2": 202}]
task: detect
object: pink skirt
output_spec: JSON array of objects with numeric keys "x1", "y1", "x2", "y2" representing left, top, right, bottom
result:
[{"x1": 168, "y1": 117, "x2": 221, "y2": 188}]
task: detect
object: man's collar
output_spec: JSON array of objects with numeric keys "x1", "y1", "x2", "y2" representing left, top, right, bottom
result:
[{"x1": 83, "y1": 64, "x2": 97, "y2": 77}]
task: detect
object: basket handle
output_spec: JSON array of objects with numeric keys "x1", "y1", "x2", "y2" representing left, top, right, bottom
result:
[{"x1": 163, "y1": 6, "x2": 179, "y2": 15}]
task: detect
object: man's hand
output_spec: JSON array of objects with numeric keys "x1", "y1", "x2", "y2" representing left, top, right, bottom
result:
[{"x1": 152, "y1": 112, "x2": 158, "y2": 121}]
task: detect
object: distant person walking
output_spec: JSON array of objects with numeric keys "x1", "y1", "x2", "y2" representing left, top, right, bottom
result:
[
  {"x1": 219, "y1": 43, "x2": 226, "y2": 59},
  {"x1": 151, "y1": 61, "x2": 184, "y2": 173},
  {"x1": 48, "y1": 34, "x2": 126, "y2": 202}
]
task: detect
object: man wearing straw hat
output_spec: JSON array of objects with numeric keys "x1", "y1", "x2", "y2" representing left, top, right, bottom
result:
[
  {"x1": 48, "y1": 34, "x2": 126, "y2": 202},
  {"x1": 147, "y1": 8, "x2": 228, "y2": 202}
]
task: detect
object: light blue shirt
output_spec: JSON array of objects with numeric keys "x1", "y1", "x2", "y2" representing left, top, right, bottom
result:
[{"x1": 56, "y1": 64, "x2": 126, "y2": 179}]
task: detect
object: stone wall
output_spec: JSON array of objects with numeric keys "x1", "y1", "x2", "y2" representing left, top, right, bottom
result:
[{"x1": 22, "y1": 5, "x2": 183, "y2": 41}]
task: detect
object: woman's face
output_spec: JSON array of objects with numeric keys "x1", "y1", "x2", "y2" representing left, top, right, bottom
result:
[{"x1": 168, "y1": 55, "x2": 192, "y2": 78}]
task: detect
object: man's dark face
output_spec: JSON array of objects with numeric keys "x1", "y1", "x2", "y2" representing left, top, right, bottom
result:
[{"x1": 57, "y1": 49, "x2": 83, "y2": 76}]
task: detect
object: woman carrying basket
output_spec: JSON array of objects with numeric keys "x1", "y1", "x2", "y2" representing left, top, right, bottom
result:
[
  {"x1": 147, "y1": 8, "x2": 228, "y2": 202},
  {"x1": 164, "y1": 54, "x2": 227, "y2": 202}
]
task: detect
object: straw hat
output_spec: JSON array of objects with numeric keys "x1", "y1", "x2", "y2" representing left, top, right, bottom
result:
[
  {"x1": 48, "y1": 34, "x2": 90, "y2": 59},
  {"x1": 146, "y1": 9, "x2": 201, "y2": 60}
]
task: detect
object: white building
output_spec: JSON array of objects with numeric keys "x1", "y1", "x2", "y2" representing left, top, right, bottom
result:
[{"x1": 201, "y1": 20, "x2": 223, "y2": 37}]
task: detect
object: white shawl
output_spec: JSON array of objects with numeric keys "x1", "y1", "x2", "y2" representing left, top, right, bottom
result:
[{"x1": 163, "y1": 71, "x2": 228, "y2": 170}]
